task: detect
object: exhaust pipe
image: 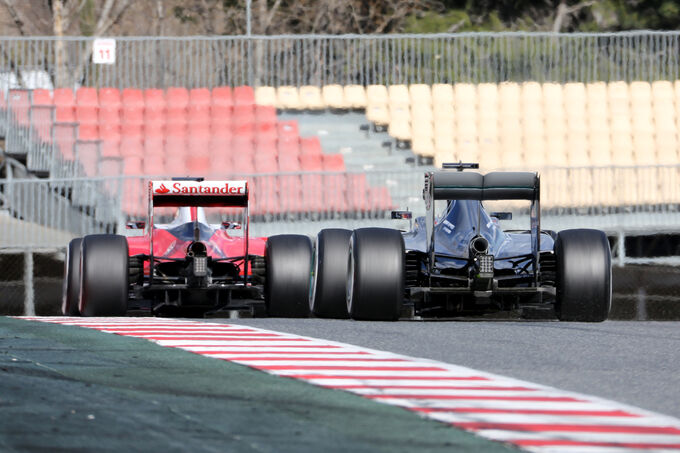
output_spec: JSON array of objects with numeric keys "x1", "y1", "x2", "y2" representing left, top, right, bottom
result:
[{"x1": 469, "y1": 236, "x2": 489, "y2": 256}]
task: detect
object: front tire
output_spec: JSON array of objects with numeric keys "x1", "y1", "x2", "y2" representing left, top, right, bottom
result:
[
  {"x1": 62, "y1": 238, "x2": 82, "y2": 316},
  {"x1": 555, "y1": 229, "x2": 611, "y2": 322},
  {"x1": 310, "y1": 229, "x2": 352, "y2": 319},
  {"x1": 265, "y1": 234, "x2": 313, "y2": 317},
  {"x1": 347, "y1": 228, "x2": 404, "y2": 321},
  {"x1": 79, "y1": 234, "x2": 129, "y2": 317}
]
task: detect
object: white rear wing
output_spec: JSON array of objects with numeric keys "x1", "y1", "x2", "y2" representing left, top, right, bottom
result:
[{"x1": 149, "y1": 180, "x2": 248, "y2": 207}]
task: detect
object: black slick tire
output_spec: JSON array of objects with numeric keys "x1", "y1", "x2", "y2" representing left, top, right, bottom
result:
[
  {"x1": 554, "y1": 229, "x2": 611, "y2": 322},
  {"x1": 347, "y1": 228, "x2": 404, "y2": 321},
  {"x1": 310, "y1": 229, "x2": 352, "y2": 319},
  {"x1": 265, "y1": 234, "x2": 313, "y2": 317},
  {"x1": 79, "y1": 234, "x2": 129, "y2": 317},
  {"x1": 62, "y1": 237, "x2": 82, "y2": 316}
]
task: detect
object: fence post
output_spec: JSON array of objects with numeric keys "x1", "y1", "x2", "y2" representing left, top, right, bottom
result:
[{"x1": 23, "y1": 249, "x2": 35, "y2": 316}]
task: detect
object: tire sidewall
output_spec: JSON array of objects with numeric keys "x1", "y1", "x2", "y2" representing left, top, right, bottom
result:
[
  {"x1": 79, "y1": 234, "x2": 129, "y2": 317},
  {"x1": 310, "y1": 229, "x2": 352, "y2": 318},
  {"x1": 62, "y1": 238, "x2": 82, "y2": 316}
]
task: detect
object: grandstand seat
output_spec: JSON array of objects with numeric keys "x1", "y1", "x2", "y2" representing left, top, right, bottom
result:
[
  {"x1": 323, "y1": 84, "x2": 348, "y2": 109},
  {"x1": 76, "y1": 87, "x2": 98, "y2": 107},
  {"x1": 498, "y1": 82, "x2": 521, "y2": 116},
  {"x1": 322, "y1": 153, "x2": 345, "y2": 171},
  {"x1": 212, "y1": 86, "x2": 234, "y2": 122},
  {"x1": 411, "y1": 135, "x2": 434, "y2": 157},
  {"x1": 99, "y1": 105, "x2": 121, "y2": 125},
  {"x1": 255, "y1": 105, "x2": 277, "y2": 125},
  {"x1": 301, "y1": 174, "x2": 325, "y2": 212},
  {"x1": 53, "y1": 123, "x2": 77, "y2": 160},
  {"x1": 300, "y1": 136, "x2": 322, "y2": 156},
  {"x1": 388, "y1": 85, "x2": 410, "y2": 106},
  {"x1": 189, "y1": 87, "x2": 211, "y2": 107},
  {"x1": 366, "y1": 103, "x2": 389, "y2": 126},
  {"x1": 100, "y1": 138, "x2": 121, "y2": 158},
  {"x1": 432, "y1": 84, "x2": 454, "y2": 107},
  {"x1": 232, "y1": 153, "x2": 255, "y2": 174},
  {"x1": 53, "y1": 88, "x2": 76, "y2": 122},
  {"x1": 344, "y1": 85, "x2": 368, "y2": 109},
  {"x1": 278, "y1": 137, "x2": 300, "y2": 159},
  {"x1": 29, "y1": 105, "x2": 55, "y2": 142},
  {"x1": 254, "y1": 86, "x2": 277, "y2": 107},
  {"x1": 122, "y1": 156, "x2": 143, "y2": 176},
  {"x1": 144, "y1": 88, "x2": 165, "y2": 114},
  {"x1": 388, "y1": 117, "x2": 411, "y2": 141},
  {"x1": 366, "y1": 85, "x2": 389, "y2": 105},
  {"x1": 255, "y1": 136, "x2": 277, "y2": 155},
  {"x1": 300, "y1": 153, "x2": 323, "y2": 171},
  {"x1": 32, "y1": 89, "x2": 52, "y2": 106},
  {"x1": 233, "y1": 86, "x2": 255, "y2": 107},
  {"x1": 98, "y1": 157, "x2": 123, "y2": 177},
  {"x1": 119, "y1": 136, "x2": 144, "y2": 158},
  {"x1": 122, "y1": 88, "x2": 144, "y2": 108},
  {"x1": 369, "y1": 186, "x2": 393, "y2": 212},
  {"x1": 346, "y1": 174, "x2": 370, "y2": 212},
  {"x1": 299, "y1": 86, "x2": 324, "y2": 110},
  {"x1": 143, "y1": 154, "x2": 165, "y2": 175},
  {"x1": 77, "y1": 124, "x2": 98, "y2": 141},
  {"x1": 75, "y1": 140, "x2": 101, "y2": 177},
  {"x1": 254, "y1": 153, "x2": 279, "y2": 173},
  {"x1": 409, "y1": 84, "x2": 432, "y2": 106},
  {"x1": 542, "y1": 83, "x2": 567, "y2": 167},
  {"x1": 99, "y1": 88, "x2": 121, "y2": 109},
  {"x1": 144, "y1": 137, "x2": 164, "y2": 156},
  {"x1": 322, "y1": 174, "x2": 348, "y2": 213},
  {"x1": 277, "y1": 120, "x2": 299, "y2": 140},
  {"x1": 7, "y1": 89, "x2": 31, "y2": 125},
  {"x1": 278, "y1": 154, "x2": 300, "y2": 172},
  {"x1": 652, "y1": 81, "x2": 678, "y2": 164},
  {"x1": 277, "y1": 86, "x2": 302, "y2": 110},
  {"x1": 521, "y1": 82, "x2": 545, "y2": 167}
]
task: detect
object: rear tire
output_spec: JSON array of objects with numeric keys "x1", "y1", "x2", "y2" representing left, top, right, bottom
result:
[
  {"x1": 62, "y1": 238, "x2": 82, "y2": 316},
  {"x1": 310, "y1": 229, "x2": 352, "y2": 319},
  {"x1": 265, "y1": 234, "x2": 313, "y2": 317},
  {"x1": 347, "y1": 228, "x2": 404, "y2": 321},
  {"x1": 79, "y1": 234, "x2": 129, "y2": 317},
  {"x1": 555, "y1": 229, "x2": 611, "y2": 322}
]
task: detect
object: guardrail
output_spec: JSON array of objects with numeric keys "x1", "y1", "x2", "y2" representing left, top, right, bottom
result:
[
  {"x1": 1, "y1": 168, "x2": 680, "y2": 250},
  {"x1": 2, "y1": 32, "x2": 680, "y2": 89}
]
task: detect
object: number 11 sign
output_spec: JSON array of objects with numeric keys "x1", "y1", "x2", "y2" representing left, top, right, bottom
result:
[{"x1": 92, "y1": 38, "x2": 116, "y2": 64}]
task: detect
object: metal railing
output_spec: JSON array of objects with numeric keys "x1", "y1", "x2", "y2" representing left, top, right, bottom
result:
[
  {"x1": 2, "y1": 32, "x2": 680, "y2": 89},
  {"x1": 2, "y1": 167, "x2": 680, "y2": 250}
]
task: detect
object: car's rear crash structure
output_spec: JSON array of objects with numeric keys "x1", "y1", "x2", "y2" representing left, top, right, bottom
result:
[
  {"x1": 62, "y1": 178, "x2": 314, "y2": 318},
  {"x1": 309, "y1": 165, "x2": 612, "y2": 322}
]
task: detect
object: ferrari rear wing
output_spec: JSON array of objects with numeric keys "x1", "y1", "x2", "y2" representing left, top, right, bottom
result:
[{"x1": 150, "y1": 180, "x2": 248, "y2": 207}]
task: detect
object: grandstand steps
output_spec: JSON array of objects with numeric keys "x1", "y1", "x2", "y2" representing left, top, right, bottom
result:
[{"x1": 278, "y1": 111, "x2": 420, "y2": 171}]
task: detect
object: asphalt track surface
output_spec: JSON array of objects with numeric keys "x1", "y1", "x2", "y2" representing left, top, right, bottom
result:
[
  {"x1": 221, "y1": 319, "x2": 680, "y2": 420},
  {"x1": 2, "y1": 317, "x2": 679, "y2": 452}
]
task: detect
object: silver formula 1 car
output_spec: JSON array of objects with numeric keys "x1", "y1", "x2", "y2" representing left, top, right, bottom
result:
[{"x1": 309, "y1": 163, "x2": 612, "y2": 322}]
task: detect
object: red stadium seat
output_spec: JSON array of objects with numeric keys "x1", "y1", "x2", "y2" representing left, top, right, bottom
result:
[
  {"x1": 301, "y1": 174, "x2": 324, "y2": 212},
  {"x1": 53, "y1": 123, "x2": 77, "y2": 160},
  {"x1": 300, "y1": 136, "x2": 322, "y2": 156},
  {"x1": 98, "y1": 157, "x2": 123, "y2": 177},
  {"x1": 77, "y1": 124, "x2": 98, "y2": 140},
  {"x1": 346, "y1": 174, "x2": 370, "y2": 211},
  {"x1": 76, "y1": 141, "x2": 100, "y2": 177},
  {"x1": 99, "y1": 88, "x2": 121, "y2": 109},
  {"x1": 255, "y1": 105, "x2": 277, "y2": 125},
  {"x1": 212, "y1": 86, "x2": 233, "y2": 106},
  {"x1": 277, "y1": 120, "x2": 299, "y2": 140},
  {"x1": 8, "y1": 90, "x2": 31, "y2": 125},
  {"x1": 300, "y1": 153, "x2": 323, "y2": 171},
  {"x1": 322, "y1": 153, "x2": 345, "y2": 171},
  {"x1": 121, "y1": 121, "x2": 143, "y2": 140},
  {"x1": 233, "y1": 86, "x2": 255, "y2": 106},
  {"x1": 100, "y1": 140, "x2": 120, "y2": 158},
  {"x1": 232, "y1": 104, "x2": 255, "y2": 125},
  {"x1": 30, "y1": 106, "x2": 55, "y2": 142},
  {"x1": 165, "y1": 153, "x2": 187, "y2": 176},
  {"x1": 144, "y1": 89, "x2": 166, "y2": 111},
  {"x1": 278, "y1": 137, "x2": 300, "y2": 158},
  {"x1": 254, "y1": 153, "x2": 278, "y2": 173},
  {"x1": 323, "y1": 177, "x2": 349, "y2": 213},
  {"x1": 53, "y1": 88, "x2": 75, "y2": 122},
  {"x1": 278, "y1": 155, "x2": 300, "y2": 172},
  {"x1": 99, "y1": 122, "x2": 121, "y2": 143},
  {"x1": 76, "y1": 87, "x2": 98, "y2": 107},
  {"x1": 232, "y1": 153, "x2": 255, "y2": 174},
  {"x1": 278, "y1": 175, "x2": 303, "y2": 212},
  {"x1": 190, "y1": 88, "x2": 211, "y2": 106},
  {"x1": 56, "y1": 106, "x2": 76, "y2": 122},
  {"x1": 369, "y1": 186, "x2": 394, "y2": 211},
  {"x1": 143, "y1": 154, "x2": 165, "y2": 175},
  {"x1": 166, "y1": 87, "x2": 189, "y2": 109},
  {"x1": 121, "y1": 106, "x2": 144, "y2": 125},
  {"x1": 144, "y1": 137, "x2": 164, "y2": 157},
  {"x1": 252, "y1": 176, "x2": 280, "y2": 216},
  {"x1": 255, "y1": 137, "x2": 277, "y2": 155},
  {"x1": 186, "y1": 155, "x2": 211, "y2": 176},
  {"x1": 119, "y1": 137, "x2": 144, "y2": 158},
  {"x1": 121, "y1": 88, "x2": 144, "y2": 109},
  {"x1": 76, "y1": 105, "x2": 98, "y2": 125},
  {"x1": 32, "y1": 89, "x2": 52, "y2": 106},
  {"x1": 98, "y1": 105, "x2": 120, "y2": 124}
]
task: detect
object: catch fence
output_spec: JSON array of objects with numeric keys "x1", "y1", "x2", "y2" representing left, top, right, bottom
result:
[{"x1": 2, "y1": 32, "x2": 680, "y2": 89}]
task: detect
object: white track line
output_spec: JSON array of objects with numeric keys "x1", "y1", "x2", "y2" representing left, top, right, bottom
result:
[{"x1": 18, "y1": 317, "x2": 680, "y2": 453}]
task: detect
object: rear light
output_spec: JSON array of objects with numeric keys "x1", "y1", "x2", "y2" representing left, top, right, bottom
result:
[{"x1": 193, "y1": 256, "x2": 207, "y2": 277}]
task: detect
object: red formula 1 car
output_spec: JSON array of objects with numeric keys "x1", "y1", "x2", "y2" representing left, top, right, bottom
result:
[{"x1": 62, "y1": 178, "x2": 313, "y2": 317}]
